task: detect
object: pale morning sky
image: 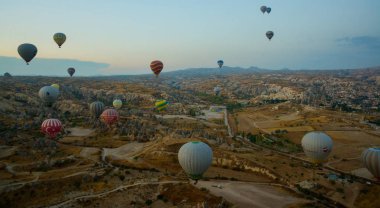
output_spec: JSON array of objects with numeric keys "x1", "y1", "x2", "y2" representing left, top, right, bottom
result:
[{"x1": 0, "y1": 0, "x2": 379, "y2": 76}]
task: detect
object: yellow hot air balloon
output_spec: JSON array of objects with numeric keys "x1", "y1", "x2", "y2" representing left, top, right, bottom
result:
[
  {"x1": 155, "y1": 100, "x2": 168, "y2": 111},
  {"x1": 113, "y1": 99, "x2": 122, "y2": 109},
  {"x1": 51, "y1": 84, "x2": 60, "y2": 90},
  {"x1": 53, "y1": 33, "x2": 66, "y2": 48}
]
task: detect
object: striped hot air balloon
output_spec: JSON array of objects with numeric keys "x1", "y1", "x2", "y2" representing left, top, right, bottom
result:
[
  {"x1": 100, "y1": 109, "x2": 119, "y2": 126},
  {"x1": 301, "y1": 131, "x2": 333, "y2": 164},
  {"x1": 90, "y1": 101, "x2": 105, "y2": 118},
  {"x1": 178, "y1": 141, "x2": 213, "y2": 181},
  {"x1": 41, "y1": 119, "x2": 62, "y2": 139},
  {"x1": 150, "y1": 60, "x2": 164, "y2": 77},
  {"x1": 155, "y1": 100, "x2": 168, "y2": 111},
  {"x1": 361, "y1": 148, "x2": 380, "y2": 180}
]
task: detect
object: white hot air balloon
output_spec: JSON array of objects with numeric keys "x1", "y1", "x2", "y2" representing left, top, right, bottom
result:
[
  {"x1": 361, "y1": 148, "x2": 380, "y2": 180},
  {"x1": 301, "y1": 131, "x2": 333, "y2": 164},
  {"x1": 178, "y1": 141, "x2": 213, "y2": 183}
]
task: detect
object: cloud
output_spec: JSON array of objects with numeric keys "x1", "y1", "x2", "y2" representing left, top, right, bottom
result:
[
  {"x1": 0, "y1": 56, "x2": 109, "y2": 76},
  {"x1": 336, "y1": 36, "x2": 380, "y2": 50}
]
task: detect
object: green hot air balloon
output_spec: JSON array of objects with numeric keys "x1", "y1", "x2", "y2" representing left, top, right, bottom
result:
[
  {"x1": 18, "y1": 43, "x2": 38, "y2": 65},
  {"x1": 178, "y1": 141, "x2": 213, "y2": 183},
  {"x1": 155, "y1": 99, "x2": 168, "y2": 111},
  {"x1": 90, "y1": 101, "x2": 105, "y2": 119},
  {"x1": 53, "y1": 33, "x2": 66, "y2": 48},
  {"x1": 39, "y1": 86, "x2": 59, "y2": 106}
]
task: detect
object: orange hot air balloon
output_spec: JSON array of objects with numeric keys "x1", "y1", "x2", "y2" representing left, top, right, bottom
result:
[
  {"x1": 100, "y1": 109, "x2": 119, "y2": 126},
  {"x1": 150, "y1": 60, "x2": 164, "y2": 77}
]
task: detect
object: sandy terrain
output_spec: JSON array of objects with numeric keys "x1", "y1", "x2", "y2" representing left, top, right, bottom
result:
[
  {"x1": 102, "y1": 142, "x2": 145, "y2": 161},
  {"x1": 67, "y1": 128, "x2": 95, "y2": 137},
  {"x1": 195, "y1": 181, "x2": 308, "y2": 208}
]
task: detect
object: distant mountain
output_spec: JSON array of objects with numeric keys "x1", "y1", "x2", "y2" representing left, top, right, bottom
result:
[{"x1": 161, "y1": 66, "x2": 269, "y2": 77}]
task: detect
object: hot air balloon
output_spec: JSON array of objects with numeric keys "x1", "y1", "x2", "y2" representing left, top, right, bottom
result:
[
  {"x1": 301, "y1": 132, "x2": 333, "y2": 164},
  {"x1": 361, "y1": 148, "x2": 380, "y2": 180},
  {"x1": 113, "y1": 99, "x2": 122, "y2": 109},
  {"x1": 155, "y1": 100, "x2": 168, "y2": 111},
  {"x1": 217, "y1": 60, "x2": 224, "y2": 68},
  {"x1": 150, "y1": 60, "x2": 164, "y2": 77},
  {"x1": 100, "y1": 109, "x2": 119, "y2": 126},
  {"x1": 214, "y1": 86, "x2": 222, "y2": 96},
  {"x1": 41, "y1": 119, "x2": 62, "y2": 139},
  {"x1": 53, "y1": 33, "x2": 66, "y2": 48},
  {"x1": 266, "y1": 7, "x2": 271, "y2": 14},
  {"x1": 178, "y1": 141, "x2": 213, "y2": 182},
  {"x1": 90, "y1": 101, "x2": 105, "y2": 119},
  {"x1": 260, "y1": 6, "x2": 267, "y2": 14},
  {"x1": 266, "y1": 31, "x2": 274, "y2": 40},
  {"x1": 18, "y1": 43, "x2": 37, "y2": 65},
  {"x1": 39, "y1": 86, "x2": 59, "y2": 105},
  {"x1": 67, "y1": 67, "x2": 75, "y2": 77},
  {"x1": 4, "y1": 72, "x2": 11, "y2": 78},
  {"x1": 51, "y1": 84, "x2": 60, "y2": 90}
]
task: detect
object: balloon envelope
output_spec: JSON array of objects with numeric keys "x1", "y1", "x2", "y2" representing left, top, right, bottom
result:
[
  {"x1": 266, "y1": 31, "x2": 274, "y2": 40},
  {"x1": 100, "y1": 109, "x2": 119, "y2": 125},
  {"x1": 18, "y1": 43, "x2": 37, "y2": 64},
  {"x1": 67, "y1": 67, "x2": 75, "y2": 77},
  {"x1": 39, "y1": 86, "x2": 59, "y2": 105},
  {"x1": 113, "y1": 99, "x2": 122, "y2": 109},
  {"x1": 155, "y1": 100, "x2": 168, "y2": 111},
  {"x1": 150, "y1": 60, "x2": 164, "y2": 76},
  {"x1": 41, "y1": 119, "x2": 62, "y2": 139},
  {"x1": 260, "y1": 6, "x2": 267, "y2": 14},
  {"x1": 361, "y1": 148, "x2": 380, "y2": 180},
  {"x1": 90, "y1": 101, "x2": 105, "y2": 118},
  {"x1": 51, "y1": 84, "x2": 60, "y2": 90},
  {"x1": 214, "y1": 86, "x2": 222, "y2": 96},
  {"x1": 217, "y1": 60, "x2": 224, "y2": 68},
  {"x1": 301, "y1": 132, "x2": 333, "y2": 164},
  {"x1": 266, "y1": 7, "x2": 271, "y2": 13},
  {"x1": 53, "y1": 33, "x2": 66, "y2": 48},
  {"x1": 178, "y1": 141, "x2": 213, "y2": 180}
]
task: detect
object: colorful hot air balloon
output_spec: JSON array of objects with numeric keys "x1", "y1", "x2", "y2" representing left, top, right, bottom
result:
[
  {"x1": 260, "y1": 6, "x2": 267, "y2": 14},
  {"x1": 178, "y1": 141, "x2": 213, "y2": 181},
  {"x1": 113, "y1": 99, "x2": 122, "y2": 109},
  {"x1": 361, "y1": 148, "x2": 380, "y2": 180},
  {"x1": 41, "y1": 119, "x2": 62, "y2": 139},
  {"x1": 266, "y1": 31, "x2": 274, "y2": 40},
  {"x1": 100, "y1": 109, "x2": 119, "y2": 126},
  {"x1": 301, "y1": 132, "x2": 333, "y2": 164},
  {"x1": 214, "y1": 86, "x2": 222, "y2": 96},
  {"x1": 53, "y1": 33, "x2": 66, "y2": 48},
  {"x1": 67, "y1": 67, "x2": 75, "y2": 77},
  {"x1": 90, "y1": 101, "x2": 105, "y2": 118},
  {"x1": 18, "y1": 43, "x2": 37, "y2": 65},
  {"x1": 217, "y1": 60, "x2": 224, "y2": 68},
  {"x1": 266, "y1": 7, "x2": 271, "y2": 14},
  {"x1": 51, "y1": 84, "x2": 60, "y2": 90},
  {"x1": 39, "y1": 86, "x2": 59, "y2": 105},
  {"x1": 155, "y1": 100, "x2": 168, "y2": 111},
  {"x1": 150, "y1": 60, "x2": 164, "y2": 77}
]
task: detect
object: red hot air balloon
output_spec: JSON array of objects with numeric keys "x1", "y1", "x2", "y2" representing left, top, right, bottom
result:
[
  {"x1": 41, "y1": 119, "x2": 62, "y2": 139},
  {"x1": 100, "y1": 109, "x2": 119, "y2": 126},
  {"x1": 150, "y1": 60, "x2": 164, "y2": 77}
]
